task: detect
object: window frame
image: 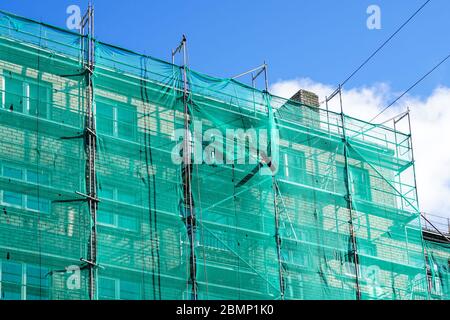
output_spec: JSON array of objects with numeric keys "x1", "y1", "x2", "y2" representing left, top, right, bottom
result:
[
  {"x1": 97, "y1": 184, "x2": 139, "y2": 232},
  {"x1": 95, "y1": 97, "x2": 137, "y2": 141},
  {"x1": 0, "y1": 163, "x2": 51, "y2": 214},
  {"x1": 1, "y1": 72, "x2": 52, "y2": 119},
  {"x1": 0, "y1": 260, "x2": 49, "y2": 300},
  {"x1": 97, "y1": 276, "x2": 141, "y2": 300},
  {"x1": 280, "y1": 150, "x2": 307, "y2": 182},
  {"x1": 336, "y1": 164, "x2": 372, "y2": 201}
]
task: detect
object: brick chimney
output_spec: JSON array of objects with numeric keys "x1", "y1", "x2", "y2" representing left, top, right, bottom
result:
[
  {"x1": 290, "y1": 89, "x2": 320, "y2": 108},
  {"x1": 289, "y1": 89, "x2": 320, "y2": 127}
]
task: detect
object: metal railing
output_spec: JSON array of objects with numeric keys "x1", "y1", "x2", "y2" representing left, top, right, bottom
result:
[{"x1": 422, "y1": 212, "x2": 450, "y2": 235}]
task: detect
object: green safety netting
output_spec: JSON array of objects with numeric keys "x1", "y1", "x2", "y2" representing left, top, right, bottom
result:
[
  {"x1": 425, "y1": 241, "x2": 450, "y2": 299},
  {"x1": 0, "y1": 10, "x2": 447, "y2": 300}
]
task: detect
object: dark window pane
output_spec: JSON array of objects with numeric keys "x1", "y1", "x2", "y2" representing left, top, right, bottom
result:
[
  {"x1": 96, "y1": 102, "x2": 114, "y2": 135},
  {"x1": 5, "y1": 76, "x2": 23, "y2": 113},
  {"x1": 117, "y1": 190, "x2": 137, "y2": 205},
  {"x1": 29, "y1": 83, "x2": 50, "y2": 118},
  {"x1": 98, "y1": 210, "x2": 114, "y2": 225},
  {"x1": 2, "y1": 287, "x2": 21, "y2": 300},
  {"x1": 26, "y1": 265, "x2": 49, "y2": 288},
  {"x1": 98, "y1": 277, "x2": 116, "y2": 300},
  {"x1": 99, "y1": 186, "x2": 114, "y2": 200},
  {"x1": 2, "y1": 261, "x2": 22, "y2": 284},
  {"x1": 26, "y1": 196, "x2": 50, "y2": 213},
  {"x1": 284, "y1": 152, "x2": 306, "y2": 183},
  {"x1": 117, "y1": 106, "x2": 136, "y2": 140},
  {"x1": 3, "y1": 191, "x2": 23, "y2": 207},
  {"x1": 350, "y1": 167, "x2": 371, "y2": 201},
  {"x1": 117, "y1": 215, "x2": 137, "y2": 231},
  {"x1": 120, "y1": 280, "x2": 140, "y2": 300},
  {"x1": 27, "y1": 170, "x2": 49, "y2": 185},
  {"x1": 3, "y1": 166, "x2": 23, "y2": 180}
]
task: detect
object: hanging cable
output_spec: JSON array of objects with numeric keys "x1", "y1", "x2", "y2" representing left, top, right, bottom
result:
[
  {"x1": 369, "y1": 51, "x2": 450, "y2": 122},
  {"x1": 326, "y1": 0, "x2": 432, "y2": 103}
]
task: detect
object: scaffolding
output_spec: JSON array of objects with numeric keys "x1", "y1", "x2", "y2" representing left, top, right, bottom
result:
[{"x1": 0, "y1": 9, "x2": 448, "y2": 300}]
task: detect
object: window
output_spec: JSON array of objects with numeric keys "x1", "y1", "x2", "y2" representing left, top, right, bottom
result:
[
  {"x1": 98, "y1": 277, "x2": 140, "y2": 300},
  {"x1": 4, "y1": 76, "x2": 24, "y2": 113},
  {"x1": 1, "y1": 164, "x2": 51, "y2": 213},
  {"x1": 26, "y1": 264, "x2": 49, "y2": 288},
  {"x1": 197, "y1": 230, "x2": 233, "y2": 252},
  {"x1": 97, "y1": 185, "x2": 139, "y2": 231},
  {"x1": 1, "y1": 192, "x2": 51, "y2": 213},
  {"x1": 28, "y1": 82, "x2": 51, "y2": 118},
  {"x1": 96, "y1": 99, "x2": 137, "y2": 140},
  {"x1": 96, "y1": 102, "x2": 114, "y2": 136},
  {"x1": 26, "y1": 169, "x2": 50, "y2": 185},
  {"x1": 280, "y1": 151, "x2": 306, "y2": 182},
  {"x1": 99, "y1": 186, "x2": 114, "y2": 200},
  {"x1": 2, "y1": 73, "x2": 51, "y2": 118},
  {"x1": 26, "y1": 196, "x2": 50, "y2": 212},
  {"x1": 3, "y1": 191, "x2": 23, "y2": 207},
  {"x1": 117, "y1": 190, "x2": 137, "y2": 206},
  {"x1": 3, "y1": 166, "x2": 23, "y2": 180},
  {"x1": 98, "y1": 210, "x2": 115, "y2": 226},
  {"x1": 117, "y1": 107, "x2": 136, "y2": 140},
  {"x1": 336, "y1": 165, "x2": 371, "y2": 201},
  {"x1": 283, "y1": 250, "x2": 309, "y2": 268},
  {"x1": 117, "y1": 215, "x2": 137, "y2": 231},
  {"x1": 2, "y1": 261, "x2": 22, "y2": 285},
  {"x1": 0, "y1": 261, "x2": 48, "y2": 300},
  {"x1": 119, "y1": 280, "x2": 140, "y2": 300},
  {"x1": 349, "y1": 167, "x2": 371, "y2": 201},
  {"x1": 97, "y1": 209, "x2": 138, "y2": 231},
  {"x1": 98, "y1": 277, "x2": 116, "y2": 300}
]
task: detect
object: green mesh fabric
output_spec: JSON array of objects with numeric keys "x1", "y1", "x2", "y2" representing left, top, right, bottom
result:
[
  {"x1": 0, "y1": 10, "x2": 446, "y2": 300},
  {"x1": 425, "y1": 241, "x2": 450, "y2": 300}
]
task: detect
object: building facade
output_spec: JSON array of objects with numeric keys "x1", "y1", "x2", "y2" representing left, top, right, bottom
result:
[{"x1": 0, "y1": 10, "x2": 448, "y2": 300}]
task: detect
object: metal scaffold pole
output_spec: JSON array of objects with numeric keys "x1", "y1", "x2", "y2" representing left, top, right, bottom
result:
[
  {"x1": 339, "y1": 86, "x2": 362, "y2": 300},
  {"x1": 262, "y1": 64, "x2": 286, "y2": 299},
  {"x1": 173, "y1": 35, "x2": 198, "y2": 300},
  {"x1": 273, "y1": 181, "x2": 285, "y2": 300},
  {"x1": 81, "y1": 3, "x2": 99, "y2": 300}
]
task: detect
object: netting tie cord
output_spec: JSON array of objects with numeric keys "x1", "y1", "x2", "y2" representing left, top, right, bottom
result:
[
  {"x1": 85, "y1": 66, "x2": 94, "y2": 75},
  {"x1": 85, "y1": 127, "x2": 97, "y2": 137},
  {"x1": 75, "y1": 191, "x2": 100, "y2": 203},
  {"x1": 45, "y1": 269, "x2": 68, "y2": 277},
  {"x1": 60, "y1": 133, "x2": 84, "y2": 140},
  {"x1": 80, "y1": 258, "x2": 104, "y2": 270},
  {"x1": 52, "y1": 198, "x2": 89, "y2": 204},
  {"x1": 59, "y1": 70, "x2": 88, "y2": 78}
]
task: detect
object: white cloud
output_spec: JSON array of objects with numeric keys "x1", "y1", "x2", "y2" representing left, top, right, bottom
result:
[{"x1": 271, "y1": 78, "x2": 450, "y2": 223}]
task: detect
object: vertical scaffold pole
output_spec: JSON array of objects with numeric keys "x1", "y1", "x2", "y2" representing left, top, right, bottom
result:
[
  {"x1": 263, "y1": 64, "x2": 285, "y2": 299},
  {"x1": 174, "y1": 35, "x2": 198, "y2": 300},
  {"x1": 339, "y1": 86, "x2": 361, "y2": 300},
  {"x1": 81, "y1": 3, "x2": 98, "y2": 300},
  {"x1": 325, "y1": 96, "x2": 331, "y2": 135},
  {"x1": 273, "y1": 182, "x2": 285, "y2": 300},
  {"x1": 406, "y1": 108, "x2": 420, "y2": 213}
]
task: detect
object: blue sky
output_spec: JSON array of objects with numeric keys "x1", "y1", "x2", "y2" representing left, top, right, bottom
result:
[{"x1": 2, "y1": 0, "x2": 449, "y2": 97}]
